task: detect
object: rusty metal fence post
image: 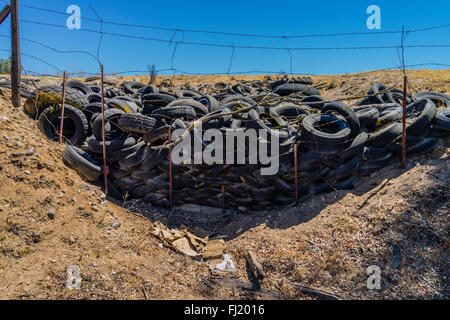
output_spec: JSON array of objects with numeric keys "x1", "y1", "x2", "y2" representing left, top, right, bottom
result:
[
  {"x1": 58, "y1": 71, "x2": 67, "y2": 144},
  {"x1": 402, "y1": 75, "x2": 408, "y2": 168},
  {"x1": 100, "y1": 65, "x2": 109, "y2": 195},
  {"x1": 294, "y1": 143, "x2": 298, "y2": 203},
  {"x1": 168, "y1": 127, "x2": 173, "y2": 210}
]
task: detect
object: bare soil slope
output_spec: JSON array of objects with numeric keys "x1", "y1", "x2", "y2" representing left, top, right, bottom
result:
[{"x1": 0, "y1": 70, "x2": 448, "y2": 300}]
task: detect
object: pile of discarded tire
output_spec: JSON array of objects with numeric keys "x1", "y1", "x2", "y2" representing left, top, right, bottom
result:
[{"x1": 24, "y1": 78, "x2": 450, "y2": 211}]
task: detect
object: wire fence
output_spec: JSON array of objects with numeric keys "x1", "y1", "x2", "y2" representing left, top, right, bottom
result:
[
  {"x1": 0, "y1": 1, "x2": 448, "y2": 202},
  {"x1": 0, "y1": 0, "x2": 448, "y2": 80}
]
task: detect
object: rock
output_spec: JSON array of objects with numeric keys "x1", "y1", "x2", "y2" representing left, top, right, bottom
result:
[
  {"x1": 26, "y1": 147, "x2": 35, "y2": 156},
  {"x1": 111, "y1": 222, "x2": 120, "y2": 229},
  {"x1": 91, "y1": 206, "x2": 99, "y2": 212},
  {"x1": 100, "y1": 193, "x2": 107, "y2": 200},
  {"x1": 47, "y1": 209, "x2": 56, "y2": 219},
  {"x1": 24, "y1": 170, "x2": 31, "y2": 175},
  {"x1": 71, "y1": 197, "x2": 77, "y2": 203}
]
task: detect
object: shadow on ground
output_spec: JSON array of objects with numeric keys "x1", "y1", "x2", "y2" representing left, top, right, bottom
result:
[{"x1": 117, "y1": 151, "x2": 446, "y2": 241}]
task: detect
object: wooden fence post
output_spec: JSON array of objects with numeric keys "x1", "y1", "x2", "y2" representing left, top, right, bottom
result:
[
  {"x1": 10, "y1": 0, "x2": 20, "y2": 108},
  {"x1": 0, "y1": 5, "x2": 10, "y2": 24}
]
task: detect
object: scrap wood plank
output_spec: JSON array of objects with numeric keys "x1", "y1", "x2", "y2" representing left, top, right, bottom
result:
[
  {"x1": 289, "y1": 282, "x2": 341, "y2": 300},
  {"x1": 246, "y1": 251, "x2": 265, "y2": 281}
]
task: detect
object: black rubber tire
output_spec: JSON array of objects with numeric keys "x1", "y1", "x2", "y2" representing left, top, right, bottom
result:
[
  {"x1": 334, "y1": 175, "x2": 359, "y2": 190},
  {"x1": 231, "y1": 83, "x2": 253, "y2": 96},
  {"x1": 363, "y1": 146, "x2": 391, "y2": 160},
  {"x1": 274, "y1": 102, "x2": 310, "y2": 117},
  {"x1": 175, "y1": 89, "x2": 202, "y2": 99},
  {"x1": 123, "y1": 81, "x2": 147, "y2": 95},
  {"x1": 66, "y1": 80, "x2": 93, "y2": 96},
  {"x1": 142, "y1": 93, "x2": 177, "y2": 109},
  {"x1": 413, "y1": 92, "x2": 450, "y2": 109},
  {"x1": 82, "y1": 102, "x2": 108, "y2": 123},
  {"x1": 151, "y1": 106, "x2": 196, "y2": 120},
  {"x1": 368, "y1": 122, "x2": 402, "y2": 147},
  {"x1": 249, "y1": 92, "x2": 280, "y2": 103},
  {"x1": 273, "y1": 83, "x2": 320, "y2": 97},
  {"x1": 24, "y1": 85, "x2": 89, "y2": 118},
  {"x1": 368, "y1": 82, "x2": 392, "y2": 104},
  {"x1": 63, "y1": 145, "x2": 102, "y2": 182},
  {"x1": 143, "y1": 125, "x2": 171, "y2": 144},
  {"x1": 119, "y1": 144, "x2": 151, "y2": 170},
  {"x1": 320, "y1": 157, "x2": 345, "y2": 169},
  {"x1": 109, "y1": 167, "x2": 130, "y2": 180},
  {"x1": 247, "y1": 108, "x2": 291, "y2": 140},
  {"x1": 299, "y1": 95, "x2": 326, "y2": 110},
  {"x1": 355, "y1": 107, "x2": 379, "y2": 128},
  {"x1": 405, "y1": 99, "x2": 437, "y2": 136},
  {"x1": 300, "y1": 114, "x2": 351, "y2": 155},
  {"x1": 89, "y1": 85, "x2": 101, "y2": 93},
  {"x1": 141, "y1": 149, "x2": 168, "y2": 172},
  {"x1": 117, "y1": 113, "x2": 161, "y2": 135},
  {"x1": 337, "y1": 130, "x2": 368, "y2": 160},
  {"x1": 141, "y1": 85, "x2": 159, "y2": 97},
  {"x1": 166, "y1": 98, "x2": 209, "y2": 115},
  {"x1": 92, "y1": 108, "x2": 125, "y2": 141},
  {"x1": 386, "y1": 135, "x2": 426, "y2": 153},
  {"x1": 38, "y1": 104, "x2": 88, "y2": 146},
  {"x1": 359, "y1": 164, "x2": 381, "y2": 176},
  {"x1": 406, "y1": 138, "x2": 440, "y2": 157},
  {"x1": 87, "y1": 135, "x2": 136, "y2": 154},
  {"x1": 376, "y1": 107, "x2": 402, "y2": 127},
  {"x1": 322, "y1": 101, "x2": 361, "y2": 138},
  {"x1": 108, "y1": 97, "x2": 139, "y2": 113},
  {"x1": 108, "y1": 142, "x2": 145, "y2": 163},
  {"x1": 219, "y1": 95, "x2": 256, "y2": 107},
  {"x1": 434, "y1": 109, "x2": 450, "y2": 131},
  {"x1": 364, "y1": 152, "x2": 393, "y2": 167},
  {"x1": 86, "y1": 92, "x2": 102, "y2": 103},
  {"x1": 198, "y1": 95, "x2": 219, "y2": 112},
  {"x1": 326, "y1": 157, "x2": 361, "y2": 181},
  {"x1": 271, "y1": 77, "x2": 313, "y2": 89}
]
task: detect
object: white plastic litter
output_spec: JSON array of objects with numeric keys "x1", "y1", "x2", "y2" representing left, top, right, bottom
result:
[{"x1": 214, "y1": 254, "x2": 235, "y2": 273}]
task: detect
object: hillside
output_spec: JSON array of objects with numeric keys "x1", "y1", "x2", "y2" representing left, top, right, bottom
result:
[{"x1": 0, "y1": 70, "x2": 448, "y2": 299}]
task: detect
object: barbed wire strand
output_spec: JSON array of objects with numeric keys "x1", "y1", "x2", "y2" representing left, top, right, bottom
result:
[{"x1": 17, "y1": 20, "x2": 450, "y2": 51}]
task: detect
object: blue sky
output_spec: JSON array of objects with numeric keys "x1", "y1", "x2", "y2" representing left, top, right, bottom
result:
[{"x1": 0, "y1": 0, "x2": 449, "y2": 76}]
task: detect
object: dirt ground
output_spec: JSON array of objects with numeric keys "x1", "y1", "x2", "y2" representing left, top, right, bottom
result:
[{"x1": 0, "y1": 70, "x2": 448, "y2": 300}]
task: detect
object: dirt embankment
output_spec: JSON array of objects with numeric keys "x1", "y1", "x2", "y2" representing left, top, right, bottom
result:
[{"x1": 0, "y1": 70, "x2": 449, "y2": 299}]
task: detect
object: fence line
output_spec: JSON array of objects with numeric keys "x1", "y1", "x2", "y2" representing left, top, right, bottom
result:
[
  {"x1": 6, "y1": 0, "x2": 450, "y2": 37},
  {"x1": 0, "y1": 2, "x2": 447, "y2": 81}
]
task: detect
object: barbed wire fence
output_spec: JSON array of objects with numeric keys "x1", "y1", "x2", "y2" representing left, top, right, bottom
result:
[
  {"x1": 0, "y1": 1, "x2": 449, "y2": 200},
  {"x1": 0, "y1": 1, "x2": 449, "y2": 79}
]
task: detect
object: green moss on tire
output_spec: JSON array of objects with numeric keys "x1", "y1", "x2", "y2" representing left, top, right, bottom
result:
[{"x1": 24, "y1": 85, "x2": 89, "y2": 118}]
